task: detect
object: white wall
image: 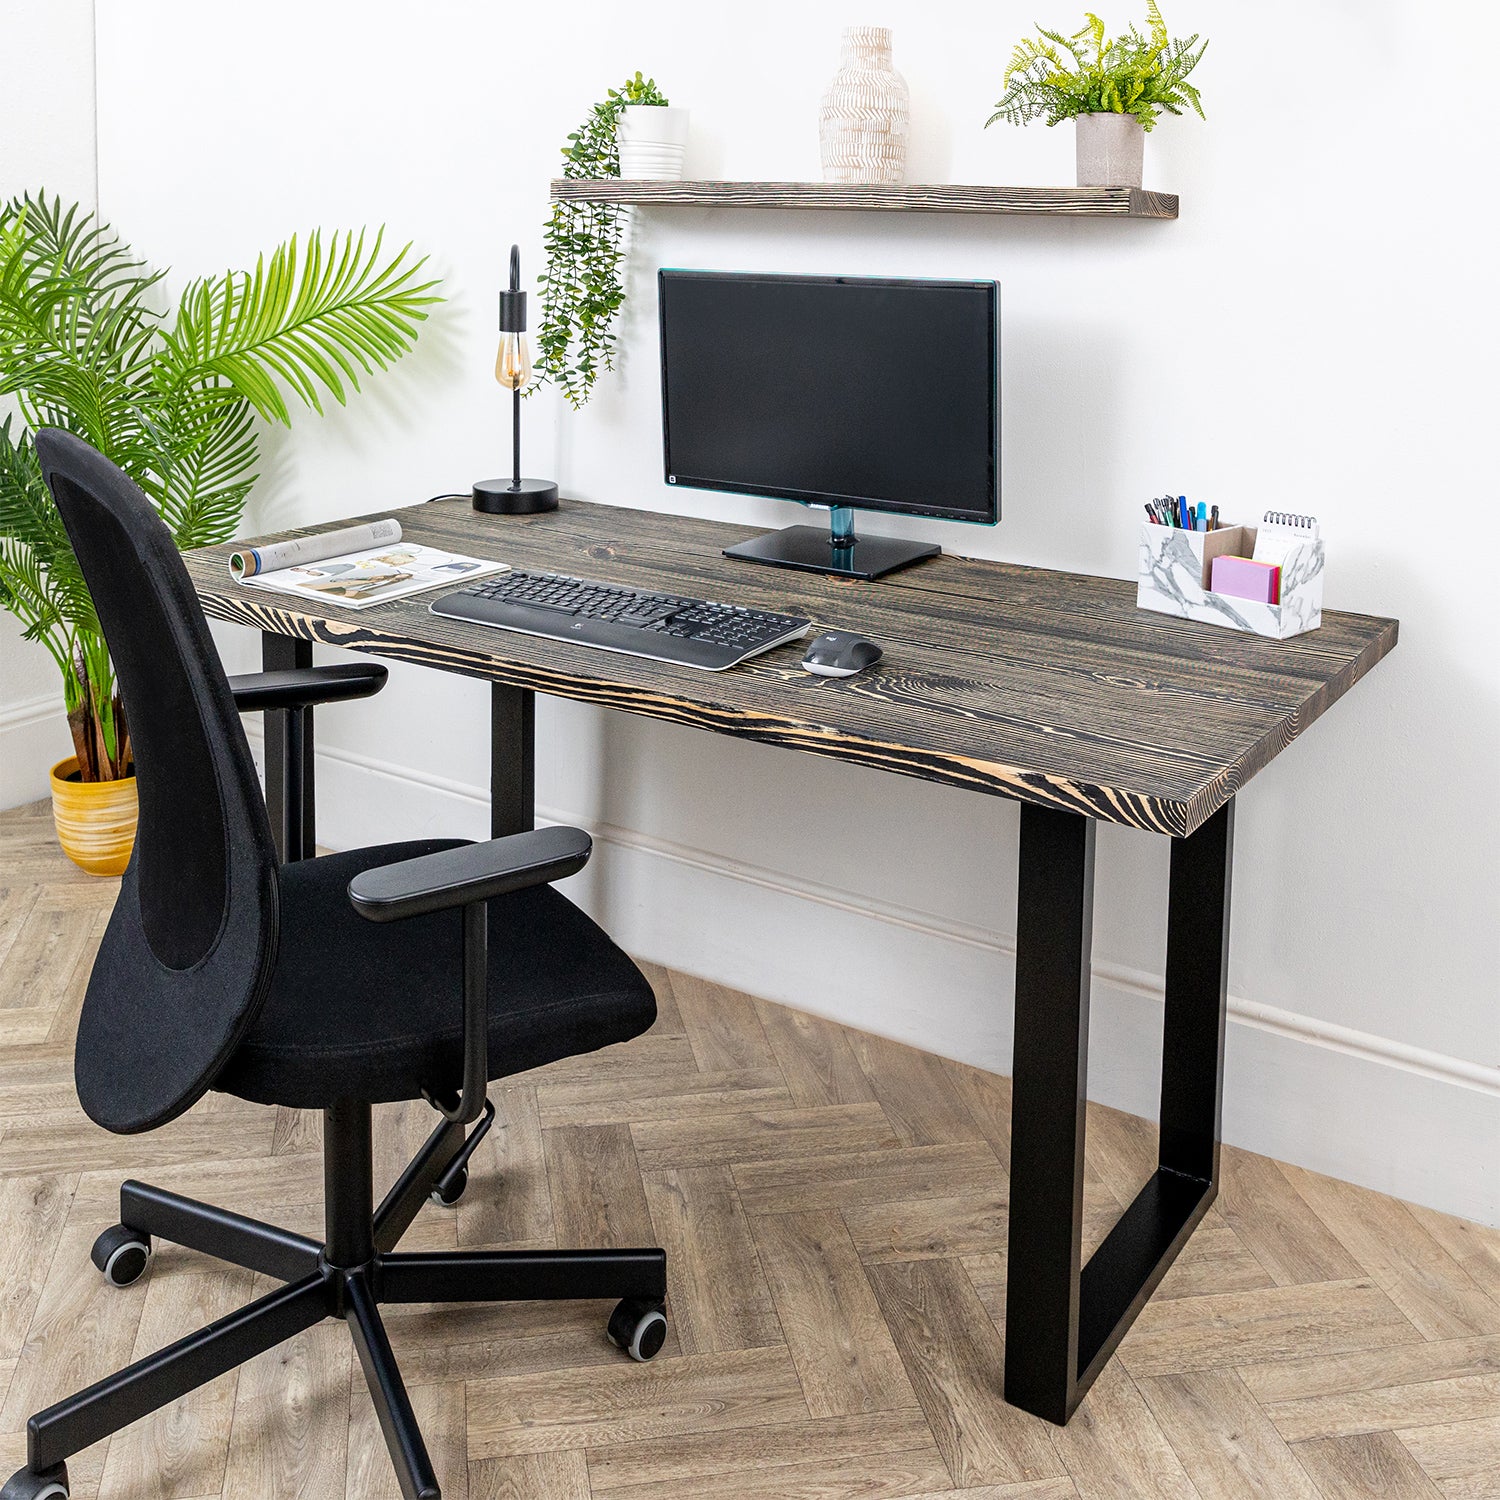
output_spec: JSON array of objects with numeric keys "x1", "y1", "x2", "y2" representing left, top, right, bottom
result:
[
  {"x1": 74, "y1": 0, "x2": 1500, "y2": 1223},
  {"x1": 0, "y1": 0, "x2": 97, "y2": 803}
]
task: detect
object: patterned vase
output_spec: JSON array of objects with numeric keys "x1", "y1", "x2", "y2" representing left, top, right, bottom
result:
[{"x1": 819, "y1": 27, "x2": 910, "y2": 184}]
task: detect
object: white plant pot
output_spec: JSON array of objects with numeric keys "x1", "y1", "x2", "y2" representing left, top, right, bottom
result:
[
  {"x1": 617, "y1": 105, "x2": 689, "y2": 180},
  {"x1": 819, "y1": 26, "x2": 910, "y2": 184},
  {"x1": 1075, "y1": 111, "x2": 1144, "y2": 188}
]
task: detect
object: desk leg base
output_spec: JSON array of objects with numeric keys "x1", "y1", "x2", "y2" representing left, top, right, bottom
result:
[{"x1": 1003, "y1": 800, "x2": 1233, "y2": 1424}]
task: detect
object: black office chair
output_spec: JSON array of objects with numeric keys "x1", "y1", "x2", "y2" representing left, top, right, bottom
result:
[{"x1": 3, "y1": 431, "x2": 668, "y2": 1500}]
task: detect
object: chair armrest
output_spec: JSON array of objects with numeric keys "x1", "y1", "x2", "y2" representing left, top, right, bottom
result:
[
  {"x1": 346, "y1": 825, "x2": 592, "y2": 924},
  {"x1": 228, "y1": 662, "x2": 388, "y2": 712}
]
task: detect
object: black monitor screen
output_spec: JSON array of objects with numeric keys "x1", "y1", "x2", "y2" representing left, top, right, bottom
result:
[{"x1": 659, "y1": 271, "x2": 998, "y2": 525}]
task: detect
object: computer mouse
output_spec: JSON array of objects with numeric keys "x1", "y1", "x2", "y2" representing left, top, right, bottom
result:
[{"x1": 801, "y1": 631, "x2": 883, "y2": 678}]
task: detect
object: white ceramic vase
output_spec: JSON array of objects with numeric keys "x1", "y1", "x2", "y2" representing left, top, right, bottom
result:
[
  {"x1": 819, "y1": 26, "x2": 909, "y2": 184},
  {"x1": 1075, "y1": 112, "x2": 1144, "y2": 187},
  {"x1": 617, "y1": 105, "x2": 690, "y2": 181}
]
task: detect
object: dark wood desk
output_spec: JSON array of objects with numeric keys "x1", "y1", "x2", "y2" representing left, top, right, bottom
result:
[{"x1": 186, "y1": 497, "x2": 1398, "y2": 1424}]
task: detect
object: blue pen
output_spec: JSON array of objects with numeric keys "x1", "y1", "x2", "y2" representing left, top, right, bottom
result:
[
  {"x1": 1177, "y1": 495, "x2": 1190, "y2": 528},
  {"x1": 1195, "y1": 502, "x2": 1207, "y2": 531}
]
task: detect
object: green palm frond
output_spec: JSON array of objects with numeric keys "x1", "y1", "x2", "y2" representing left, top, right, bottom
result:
[
  {"x1": 140, "y1": 385, "x2": 259, "y2": 549},
  {"x1": 0, "y1": 194, "x2": 443, "y2": 780},
  {"x1": 158, "y1": 229, "x2": 441, "y2": 424}
]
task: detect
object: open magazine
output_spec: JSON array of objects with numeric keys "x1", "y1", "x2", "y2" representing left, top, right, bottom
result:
[{"x1": 228, "y1": 519, "x2": 506, "y2": 609}]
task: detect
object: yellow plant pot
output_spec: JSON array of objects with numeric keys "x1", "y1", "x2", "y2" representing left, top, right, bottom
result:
[{"x1": 49, "y1": 757, "x2": 138, "y2": 877}]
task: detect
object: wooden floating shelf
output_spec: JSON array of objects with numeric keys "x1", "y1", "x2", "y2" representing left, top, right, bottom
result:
[{"x1": 549, "y1": 179, "x2": 1178, "y2": 220}]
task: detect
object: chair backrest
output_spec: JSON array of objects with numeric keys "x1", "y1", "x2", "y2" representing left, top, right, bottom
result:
[{"x1": 35, "y1": 429, "x2": 280, "y2": 1134}]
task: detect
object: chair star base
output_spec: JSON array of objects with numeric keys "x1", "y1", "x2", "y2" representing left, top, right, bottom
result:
[{"x1": 5, "y1": 1100, "x2": 667, "y2": 1500}]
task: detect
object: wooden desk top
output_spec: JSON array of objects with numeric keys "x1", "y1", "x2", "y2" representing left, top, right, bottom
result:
[{"x1": 186, "y1": 498, "x2": 1398, "y2": 838}]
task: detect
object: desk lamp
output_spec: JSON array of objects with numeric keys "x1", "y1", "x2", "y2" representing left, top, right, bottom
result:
[{"x1": 473, "y1": 245, "x2": 558, "y2": 514}]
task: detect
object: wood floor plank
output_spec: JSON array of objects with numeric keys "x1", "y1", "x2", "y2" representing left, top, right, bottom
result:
[
  {"x1": 1291, "y1": 1431, "x2": 1446, "y2": 1499},
  {"x1": 843, "y1": 1192, "x2": 1012, "y2": 1265},
  {"x1": 867, "y1": 1257, "x2": 1064, "y2": 1488},
  {"x1": 1215, "y1": 1146, "x2": 1365, "y2": 1288},
  {"x1": 1406, "y1": 1204, "x2": 1500, "y2": 1308},
  {"x1": 752, "y1": 999, "x2": 878, "y2": 1109},
  {"x1": 1118, "y1": 1278, "x2": 1423, "y2": 1377},
  {"x1": 534, "y1": 1067, "x2": 792, "y2": 1130},
  {"x1": 748, "y1": 1210, "x2": 914, "y2": 1417},
  {"x1": 541, "y1": 1124, "x2": 654, "y2": 1250},
  {"x1": 635, "y1": 960, "x2": 686, "y2": 1037},
  {"x1": 669, "y1": 972, "x2": 778, "y2": 1074},
  {"x1": 733, "y1": 1142, "x2": 1001, "y2": 1216},
  {"x1": 1259, "y1": 1372, "x2": 1500, "y2": 1444},
  {"x1": 98, "y1": 1259, "x2": 256, "y2": 1500},
  {"x1": 458, "y1": 1086, "x2": 554, "y2": 1250},
  {"x1": 585, "y1": 1408, "x2": 939, "y2": 1490},
  {"x1": 0, "y1": 1174, "x2": 74, "y2": 1359},
  {"x1": 66, "y1": 1154, "x2": 325, "y2": 1240},
  {"x1": 1153, "y1": 1218, "x2": 1276, "y2": 1302},
  {"x1": 464, "y1": 1346, "x2": 808, "y2": 1458},
  {"x1": 380, "y1": 1297, "x2": 677, "y2": 1386},
  {"x1": 632, "y1": 1102, "x2": 897, "y2": 1172},
  {"x1": 1281, "y1": 1163, "x2": 1500, "y2": 1341},
  {"x1": 0, "y1": 1223, "x2": 148, "y2": 1434},
  {"x1": 1236, "y1": 1333, "x2": 1500, "y2": 1407},
  {"x1": 593, "y1": 1446, "x2": 953, "y2": 1500},
  {"x1": 641, "y1": 1166, "x2": 782, "y2": 1355},
  {"x1": 345, "y1": 1379, "x2": 467, "y2": 1500},
  {"x1": 1137, "y1": 1368, "x2": 1324, "y2": 1500},
  {"x1": 1045, "y1": 1361, "x2": 1197, "y2": 1500},
  {"x1": 270, "y1": 1107, "x2": 321, "y2": 1158},
  {"x1": 1396, "y1": 1414, "x2": 1500, "y2": 1500},
  {"x1": 468, "y1": 1450, "x2": 590, "y2": 1500},
  {"x1": 846, "y1": 1032, "x2": 988, "y2": 1149},
  {"x1": 219, "y1": 1306, "x2": 352, "y2": 1499},
  {"x1": 938, "y1": 1058, "x2": 1016, "y2": 1164}
]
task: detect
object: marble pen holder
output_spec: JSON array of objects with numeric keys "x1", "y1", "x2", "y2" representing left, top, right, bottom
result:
[{"x1": 1136, "y1": 520, "x2": 1325, "y2": 640}]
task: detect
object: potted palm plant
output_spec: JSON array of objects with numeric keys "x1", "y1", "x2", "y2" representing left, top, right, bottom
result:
[
  {"x1": 0, "y1": 193, "x2": 440, "y2": 874},
  {"x1": 985, "y1": 2, "x2": 1206, "y2": 187}
]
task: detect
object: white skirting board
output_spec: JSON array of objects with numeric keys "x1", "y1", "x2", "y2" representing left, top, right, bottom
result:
[
  {"x1": 248, "y1": 725, "x2": 1500, "y2": 1229},
  {"x1": 0, "y1": 693, "x2": 72, "y2": 810}
]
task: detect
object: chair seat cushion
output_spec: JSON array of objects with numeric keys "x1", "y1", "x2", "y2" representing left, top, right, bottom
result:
[{"x1": 215, "y1": 840, "x2": 656, "y2": 1109}]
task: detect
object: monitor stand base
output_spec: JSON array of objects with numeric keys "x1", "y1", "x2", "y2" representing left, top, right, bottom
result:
[{"x1": 723, "y1": 525, "x2": 939, "y2": 582}]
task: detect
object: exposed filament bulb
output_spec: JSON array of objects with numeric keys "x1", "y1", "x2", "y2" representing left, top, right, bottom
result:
[{"x1": 496, "y1": 331, "x2": 531, "y2": 391}]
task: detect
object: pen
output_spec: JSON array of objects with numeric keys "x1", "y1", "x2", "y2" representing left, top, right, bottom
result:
[
  {"x1": 1195, "y1": 502, "x2": 1207, "y2": 531},
  {"x1": 1209, "y1": 504, "x2": 1219, "y2": 531},
  {"x1": 1177, "y1": 495, "x2": 1190, "y2": 529}
]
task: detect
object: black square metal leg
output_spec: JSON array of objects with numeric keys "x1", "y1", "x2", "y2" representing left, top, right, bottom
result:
[
  {"x1": 1003, "y1": 800, "x2": 1234, "y2": 1424},
  {"x1": 261, "y1": 633, "x2": 315, "y2": 862},
  {"x1": 491, "y1": 683, "x2": 534, "y2": 838}
]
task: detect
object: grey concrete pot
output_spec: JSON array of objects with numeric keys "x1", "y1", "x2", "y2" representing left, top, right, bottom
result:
[{"x1": 1075, "y1": 112, "x2": 1144, "y2": 187}]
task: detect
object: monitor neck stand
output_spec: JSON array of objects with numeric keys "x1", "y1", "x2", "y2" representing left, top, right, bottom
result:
[{"x1": 722, "y1": 506, "x2": 940, "y2": 582}]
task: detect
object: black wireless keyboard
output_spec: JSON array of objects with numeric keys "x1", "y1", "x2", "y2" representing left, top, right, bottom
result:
[{"x1": 430, "y1": 569, "x2": 811, "y2": 671}]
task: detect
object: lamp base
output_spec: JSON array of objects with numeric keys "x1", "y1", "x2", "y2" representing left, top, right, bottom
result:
[{"x1": 472, "y1": 478, "x2": 559, "y2": 515}]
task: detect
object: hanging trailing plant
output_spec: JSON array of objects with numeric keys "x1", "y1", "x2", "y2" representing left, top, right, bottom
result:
[{"x1": 536, "y1": 72, "x2": 668, "y2": 409}]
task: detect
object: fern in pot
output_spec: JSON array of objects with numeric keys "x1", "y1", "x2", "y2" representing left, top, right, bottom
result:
[
  {"x1": 986, "y1": 2, "x2": 1206, "y2": 188},
  {"x1": 0, "y1": 193, "x2": 439, "y2": 874}
]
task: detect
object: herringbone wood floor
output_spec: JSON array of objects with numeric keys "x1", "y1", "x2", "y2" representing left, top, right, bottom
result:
[{"x1": 2, "y1": 799, "x2": 1498, "y2": 1500}]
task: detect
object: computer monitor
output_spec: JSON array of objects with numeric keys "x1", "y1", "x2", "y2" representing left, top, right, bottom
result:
[{"x1": 659, "y1": 269, "x2": 999, "y2": 580}]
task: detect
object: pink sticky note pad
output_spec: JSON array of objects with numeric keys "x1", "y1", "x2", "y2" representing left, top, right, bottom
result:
[{"x1": 1211, "y1": 554, "x2": 1281, "y2": 604}]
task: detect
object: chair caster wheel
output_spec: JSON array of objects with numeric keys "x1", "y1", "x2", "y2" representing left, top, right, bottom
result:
[
  {"x1": 429, "y1": 1165, "x2": 468, "y2": 1207},
  {"x1": 607, "y1": 1298, "x2": 667, "y2": 1362},
  {"x1": 1, "y1": 1462, "x2": 69, "y2": 1499},
  {"x1": 90, "y1": 1225, "x2": 151, "y2": 1287}
]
